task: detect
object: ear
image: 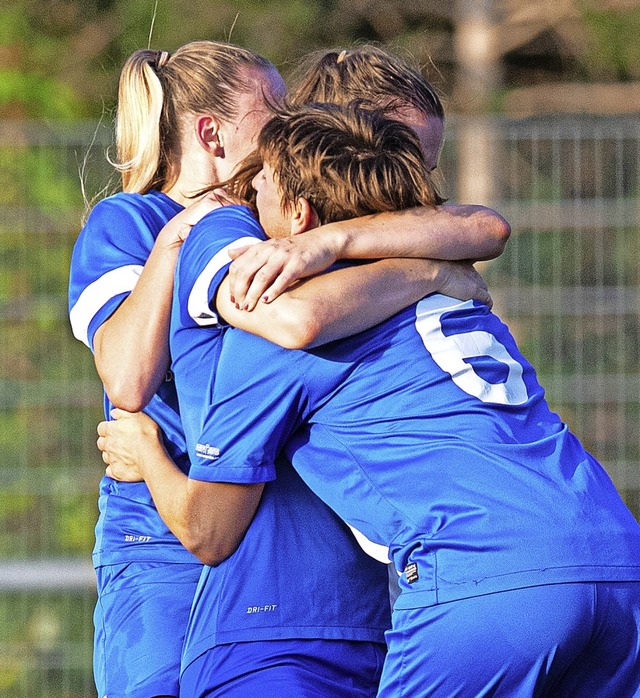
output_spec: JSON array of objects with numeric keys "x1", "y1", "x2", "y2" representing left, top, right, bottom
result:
[
  {"x1": 290, "y1": 197, "x2": 319, "y2": 235},
  {"x1": 195, "y1": 115, "x2": 224, "y2": 157}
]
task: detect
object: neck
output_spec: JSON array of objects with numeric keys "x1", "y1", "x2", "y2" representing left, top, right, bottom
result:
[{"x1": 161, "y1": 131, "x2": 221, "y2": 206}]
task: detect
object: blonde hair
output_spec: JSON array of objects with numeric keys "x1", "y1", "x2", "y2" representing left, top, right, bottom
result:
[
  {"x1": 114, "y1": 41, "x2": 275, "y2": 193},
  {"x1": 257, "y1": 102, "x2": 442, "y2": 225},
  {"x1": 289, "y1": 44, "x2": 444, "y2": 124}
]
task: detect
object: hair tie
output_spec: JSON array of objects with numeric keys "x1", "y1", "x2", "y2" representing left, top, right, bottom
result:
[
  {"x1": 156, "y1": 51, "x2": 170, "y2": 70},
  {"x1": 336, "y1": 50, "x2": 348, "y2": 64}
]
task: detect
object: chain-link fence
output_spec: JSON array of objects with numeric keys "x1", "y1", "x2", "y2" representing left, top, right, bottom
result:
[{"x1": 0, "y1": 115, "x2": 638, "y2": 696}]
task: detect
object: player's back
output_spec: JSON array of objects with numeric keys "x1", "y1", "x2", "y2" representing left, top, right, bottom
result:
[
  {"x1": 285, "y1": 293, "x2": 640, "y2": 607},
  {"x1": 69, "y1": 190, "x2": 194, "y2": 565},
  {"x1": 171, "y1": 205, "x2": 392, "y2": 667}
]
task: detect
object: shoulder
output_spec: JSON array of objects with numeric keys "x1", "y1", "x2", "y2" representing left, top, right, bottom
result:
[
  {"x1": 181, "y1": 205, "x2": 265, "y2": 264},
  {"x1": 81, "y1": 193, "x2": 149, "y2": 245},
  {"x1": 192, "y1": 204, "x2": 264, "y2": 240},
  {"x1": 86, "y1": 191, "x2": 180, "y2": 228},
  {"x1": 86, "y1": 191, "x2": 144, "y2": 219}
]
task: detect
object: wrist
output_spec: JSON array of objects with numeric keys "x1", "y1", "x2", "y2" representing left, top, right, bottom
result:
[
  {"x1": 416, "y1": 258, "x2": 442, "y2": 292},
  {"x1": 319, "y1": 224, "x2": 349, "y2": 260}
]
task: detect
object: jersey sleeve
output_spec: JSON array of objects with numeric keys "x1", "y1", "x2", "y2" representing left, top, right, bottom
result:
[
  {"x1": 68, "y1": 194, "x2": 160, "y2": 349},
  {"x1": 188, "y1": 328, "x2": 309, "y2": 484},
  {"x1": 178, "y1": 205, "x2": 265, "y2": 328}
]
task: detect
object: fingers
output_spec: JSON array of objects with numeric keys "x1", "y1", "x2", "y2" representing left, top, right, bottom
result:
[
  {"x1": 256, "y1": 272, "x2": 295, "y2": 305},
  {"x1": 197, "y1": 190, "x2": 227, "y2": 214},
  {"x1": 240, "y1": 259, "x2": 292, "y2": 310},
  {"x1": 227, "y1": 236, "x2": 335, "y2": 309},
  {"x1": 228, "y1": 247, "x2": 284, "y2": 309},
  {"x1": 227, "y1": 245, "x2": 252, "y2": 260},
  {"x1": 97, "y1": 420, "x2": 109, "y2": 437},
  {"x1": 167, "y1": 192, "x2": 228, "y2": 244}
]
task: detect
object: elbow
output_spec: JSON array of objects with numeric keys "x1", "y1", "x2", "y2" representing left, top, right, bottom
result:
[
  {"x1": 277, "y1": 321, "x2": 321, "y2": 350},
  {"x1": 264, "y1": 307, "x2": 323, "y2": 350},
  {"x1": 192, "y1": 547, "x2": 231, "y2": 567},
  {"x1": 103, "y1": 377, "x2": 154, "y2": 412},
  {"x1": 178, "y1": 517, "x2": 240, "y2": 566},
  {"x1": 485, "y1": 211, "x2": 511, "y2": 259},
  {"x1": 94, "y1": 341, "x2": 164, "y2": 410},
  {"x1": 185, "y1": 533, "x2": 238, "y2": 567},
  {"x1": 495, "y1": 214, "x2": 511, "y2": 248}
]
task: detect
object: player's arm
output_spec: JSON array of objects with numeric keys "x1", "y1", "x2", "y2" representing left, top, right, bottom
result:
[
  {"x1": 215, "y1": 256, "x2": 491, "y2": 349},
  {"x1": 93, "y1": 194, "x2": 223, "y2": 411},
  {"x1": 97, "y1": 409, "x2": 264, "y2": 565},
  {"x1": 227, "y1": 204, "x2": 510, "y2": 310}
]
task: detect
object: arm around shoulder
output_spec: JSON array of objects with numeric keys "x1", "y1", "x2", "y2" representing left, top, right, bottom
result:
[
  {"x1": 321, "y1": 203, "x2": 511, "y2": 262},
  {"x1": 439, "y1": 204, "x2": 511, "y2": 261},
  {"x1": 98, "y1": 409, "x2": 264, "y2": 565}
]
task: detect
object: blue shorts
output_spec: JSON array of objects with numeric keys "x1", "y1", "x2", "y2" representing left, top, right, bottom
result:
[
  {"x1": 180, "y1": 639, "x2": 386, "y2": 697},
  {"x1": 93, "y1": 561, "x2": 202, "y2": 698},
  {"x1": 379, "y1": 581, "x2": 640, "y2": 697}
]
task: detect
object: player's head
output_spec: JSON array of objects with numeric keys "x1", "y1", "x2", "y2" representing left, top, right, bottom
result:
[
  {"x1": 289, "y1": 44, "x2": 445, "y2": 172},
  {"x1": 113, "y1": 41, "x2": 285, "y2": 193},
  {"x1": 251, "y1": 102, "x2": 441, "y2": 238}
]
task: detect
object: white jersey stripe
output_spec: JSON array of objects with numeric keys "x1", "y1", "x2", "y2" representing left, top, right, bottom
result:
[
  {"x1": 187, "y1": 236, "x2": 260, "y2": 327},
  {"x1": 348, "y1": 524, "x2": 391, "y2": 564},
  {"x1": 69, "y1": 264, "x2": 143, "y2": 347}
]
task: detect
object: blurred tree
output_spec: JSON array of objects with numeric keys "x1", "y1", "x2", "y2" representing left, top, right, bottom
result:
[
  {"x1": 581, "y1": 0, "x2": 640, "y2": 80},
  {"x1": 2, "y1": 0, "x2": 640, "y2": 120}
]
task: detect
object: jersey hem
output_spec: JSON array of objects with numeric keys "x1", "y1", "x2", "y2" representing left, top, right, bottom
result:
[
  {"x1": 394, "y1": 565, "x2": 640, "y2": 609},
  {"x1": 92, "y1": 549, "x2": 200, "y2": 568},
  {"x1": 189, "y1": 463, "x2": 275, "y2": 484},
  {"x1": 181, "y1": 626, "x2": 389, "y2": 676},
  {"x1": 100, "y1": 684, "x2": 178, "y2": 698}
]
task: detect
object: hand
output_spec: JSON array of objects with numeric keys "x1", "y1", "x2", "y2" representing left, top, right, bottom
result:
[
  {"x1": 435, "y1": 261, "x2": 492, "y2": 308},
  {"x1": 157, "y1": 190, "x2": 230, "y2": 247},
  {"x1": 96, "y1": 409, "x2": 165, "y2": 482},
  {"x1": 227, "y1": 229, "x2": 342, "y2": 311}
]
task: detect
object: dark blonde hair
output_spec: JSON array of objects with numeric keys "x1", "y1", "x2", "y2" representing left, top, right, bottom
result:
[
  {"x1": 114, "y1": 41, "x2": 275, "y2": 193},
  {"x1": 289, "y1": 44, "x2": 444, "y2": 124},
  {"x1": 256, "y1": 102, "x2": 442, "y2": 225}
]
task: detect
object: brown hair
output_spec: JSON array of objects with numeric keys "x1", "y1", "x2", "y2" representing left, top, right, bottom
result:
[
  {"x1": 256, "y1": 102, "x2": 442, "y2": 225},
  {"x1": 289, "y1": 44, "x2": 444, "y2": 124},
  {"x1": 113, "y1": 41, "x2": 276, "y2": 193}
]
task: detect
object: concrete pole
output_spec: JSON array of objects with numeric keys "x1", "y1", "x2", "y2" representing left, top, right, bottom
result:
[{"x1": 454, "y1": 0, "x2": 501, "y2": 207}]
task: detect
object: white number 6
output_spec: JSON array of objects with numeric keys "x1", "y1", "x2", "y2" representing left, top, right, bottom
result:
[{"x1": 416, "y1": 295, "x2": 528, "y2": 405}]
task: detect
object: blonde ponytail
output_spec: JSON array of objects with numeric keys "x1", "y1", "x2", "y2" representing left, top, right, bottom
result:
[
  {"x1": 112, "y1": 49, "x2": 167, "y2": 193},
  {"x1": 111, "y1": 42, "x2": 275, "y2": 194}
]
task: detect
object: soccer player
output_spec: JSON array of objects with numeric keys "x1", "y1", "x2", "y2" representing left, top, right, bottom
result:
[
  {"x1": 201, "y1": 103, "x2": 640, "y2": 696},
  {"x1": 71, "y1": 41, "x2": 507, "y2": 698},
  {"x1": 104, "y1": 101, "x2": 640, "y2": 696}
]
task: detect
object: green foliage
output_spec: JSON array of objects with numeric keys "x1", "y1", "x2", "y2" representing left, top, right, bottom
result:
[
  {"x1": 580, "y1": 2, "x2": 640, "y2": 81},
  {"x1": 2, "y1": 0, "x2": 640, "y2": 121},
  {"x1": 487, "y1": 226, "x2": 640, "y2": 287},
  {"x1": 0, "y1": 70, "x2": 82, "y2": 120},
  {"x1": 0, "y1": 148, "x2": 81, "y2": 210},
  {"x1": 0, "y1": 591, "x2": 95, "y2": 697},
  {"x1": 0, "y1": 2, "x2": 89, "y2": 119}
]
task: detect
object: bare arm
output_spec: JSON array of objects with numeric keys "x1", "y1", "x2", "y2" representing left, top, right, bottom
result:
[
  {"x1": 93, "y1": 194, "x2": 223, "y2": 411},
  {"x1": 97, "y1": 410, "x2": 263, "y2": 565},
  {"x1": 216, "y1": 257, "x2": 491, "y2": 349},
  {"x1": 227, "y1": 204, "x2": 510, "y2": 309}
]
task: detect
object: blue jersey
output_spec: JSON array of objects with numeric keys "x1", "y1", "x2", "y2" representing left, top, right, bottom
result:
[
  {"x1": 68, "y1": 190, "x2": 198, "y2": 566},
  {"x1": 169, "y1": 206, "x2": 391, "y2": 670},
  {"x1": 194, "y1": 293, "x2": 640, "y2": 610}
]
